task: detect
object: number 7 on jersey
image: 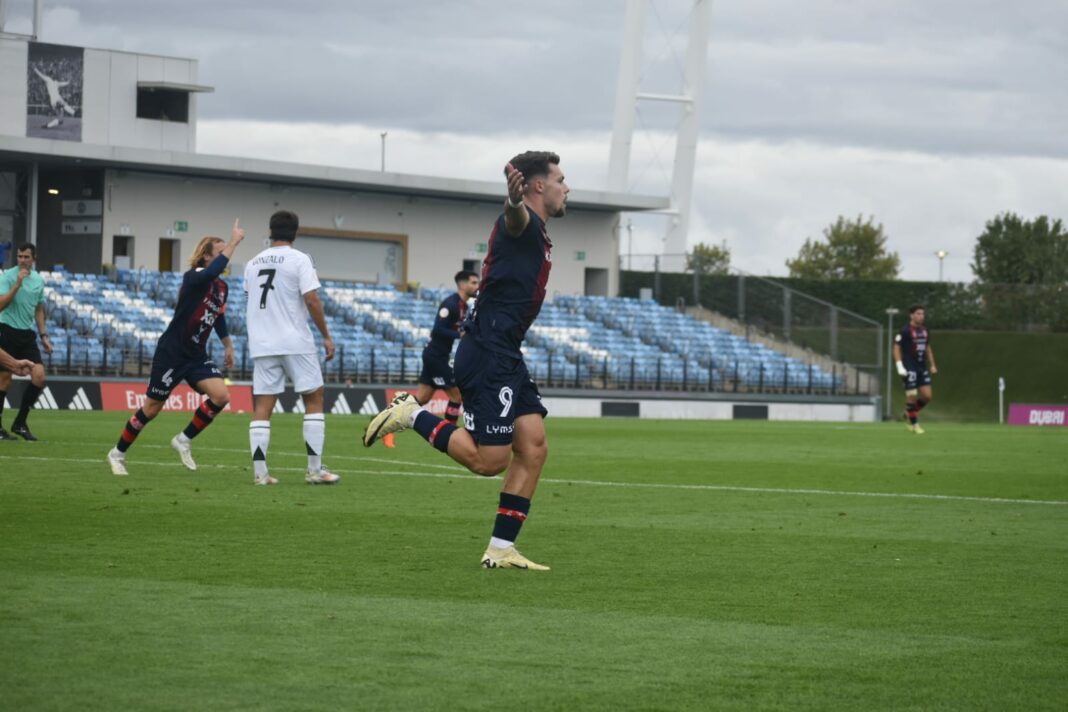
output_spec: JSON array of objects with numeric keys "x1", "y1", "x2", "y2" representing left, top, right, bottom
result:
[{"x1": 257, "y1": 268, "x2": 276, "y2": 309}]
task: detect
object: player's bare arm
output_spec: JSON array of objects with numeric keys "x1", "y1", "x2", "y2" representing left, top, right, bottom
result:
[
  {"x1": 36, "y1": 303, "x2": 52, "y2": 354},
  {"x1": 892, "y1": 342, "x2": 906, "y2": 376},
  {"x1": 221, "y1": 335, "x2": 235, "y2": 369},
  {"x1": 220, "y1": 218, "x2": 245, "y2": 259},
  {"x1": 303, "y1": 290, "x2": 335, "y2": 361},
  {"x1": 927, "y1": 345, "x2": 938, "y2": 375},
  {"x1": 0, "y1": 269, "x2": 27, "y2": 311},
  {"x1": 0, "y1": 347, "x2": 33, "y2": 376},
  {"x1": 503, "y1": 163, "x2": 530, "y2": 237}
]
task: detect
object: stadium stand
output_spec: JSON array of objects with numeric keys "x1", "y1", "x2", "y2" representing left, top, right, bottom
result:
[{"x1": 36, "y1": 268, "x2": 850, "y2": 394}]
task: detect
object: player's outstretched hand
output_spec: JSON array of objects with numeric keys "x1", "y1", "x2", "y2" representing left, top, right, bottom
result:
[
  {"x1": 323, "y1": 335, "x2": 335, "y2": 362},
  {"x1": 230, "y1": 218, "x2": 245, "y2": 245},
  {"x1": 505, "y1": 163, "x2": 525, "y2": 204}
]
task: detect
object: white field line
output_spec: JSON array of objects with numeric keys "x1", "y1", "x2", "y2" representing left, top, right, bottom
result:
[{"x1": 2, "y1": 447, "x2": 1066, "y2": 507}]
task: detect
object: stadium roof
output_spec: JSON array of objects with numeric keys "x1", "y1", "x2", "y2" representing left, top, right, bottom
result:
[{"x1": 0, "y1": 135, "x2": 669, "y2": 213}]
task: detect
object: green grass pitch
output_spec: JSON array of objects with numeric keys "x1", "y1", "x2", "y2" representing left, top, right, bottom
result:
[{"x1": 1, "y1": 411, "x2": 1066, "y2": 710}]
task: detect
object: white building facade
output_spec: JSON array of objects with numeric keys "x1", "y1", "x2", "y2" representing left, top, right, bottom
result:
[{"x1": 0, "y1": 36, "x2": 666, "y2": 296}]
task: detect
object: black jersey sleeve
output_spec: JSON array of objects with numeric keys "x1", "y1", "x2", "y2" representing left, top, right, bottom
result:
[{"x1": 431, "y1": 296, "x2": 460, "y2": 340}]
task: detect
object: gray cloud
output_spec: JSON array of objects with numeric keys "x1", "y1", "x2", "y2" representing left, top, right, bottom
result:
[{"x1": 7, "y1": 1, "x2": 1063, "y2": 158}]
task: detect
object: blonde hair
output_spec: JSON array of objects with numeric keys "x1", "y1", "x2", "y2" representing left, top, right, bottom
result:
[{"x1": 189, "y1": 236, "x2": 224, "y2": 269}]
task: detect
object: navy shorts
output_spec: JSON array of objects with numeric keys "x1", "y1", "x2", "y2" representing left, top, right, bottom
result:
[
  {"x1": 902, "y1": 367, "x2": 931, "y2": 391},
  {"x1": 0, "y1": 324, "x2": 43, "y2": 369},
  {"x1": 419, "y1": 351, "x2": 456, "y2": 389},
  {"x1": 453, "y1": 337, "x2": 547, "y2": 446},
  {"x1": 146, "y1": 351, "x2": 222, "y2": 401}
]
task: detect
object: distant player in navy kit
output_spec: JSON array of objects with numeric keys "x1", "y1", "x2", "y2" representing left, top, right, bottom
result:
[
  {"x1": 107, "y1": 222, "x2": 245, "y2": 475},
  {"x1": 383, "y1": 270, "x2": 480, "y2": 448},
  {"x1": 894, "y1": 304, "x2": 938, "y2": 434},
  {"x1": 364, "y1": 151, "x2": 568, "y2": 571}
]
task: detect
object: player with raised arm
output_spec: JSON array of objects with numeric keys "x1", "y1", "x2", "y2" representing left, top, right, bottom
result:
[
  {"x1": 244, "y1": 210, "x2": 339, "y2": 486},
  {"x1": 894, "y1": 304, "x2": 938, "y2": 434},
  {"x1": 364, "y1": 151, "x2": 568, "y2": 571},
  {"x1": 33, "y1": 66, "x2": 77, "y2": 129},
  {"x1": 107, "y1": 222, "x2": 244, "y2": 475}
]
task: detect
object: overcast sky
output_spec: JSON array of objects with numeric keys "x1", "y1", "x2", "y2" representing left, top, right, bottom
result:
[{"x1": 6, "y1": 0, "x2": 1067, "y2": 282}]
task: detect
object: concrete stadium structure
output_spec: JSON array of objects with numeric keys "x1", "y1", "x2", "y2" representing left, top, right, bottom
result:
[{"x1": 0, "y1": 35, "x2": 667, "y2": 295}]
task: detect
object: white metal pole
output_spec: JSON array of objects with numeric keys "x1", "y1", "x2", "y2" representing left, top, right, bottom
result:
[
  {"x1": 998, "y1": 377, "x2": 1005, "y2": 424},
  {"x1": 33, "y1": 0, "x2": 43, "y2": 39},
  {"x1": 607, "y1": 0, "x2": 647, "y2": 193},
  {"x1": 380, "y1": 132, "x2": 387, "y2": 172},
  {"x1": 28, "y1": 161, "x2": 38, "y2": 247},
  {"x1": 885, "y1": 313, "x2": 893, "y2": 419},
  {"x1": 663, "y1": 0, "x2": 712, "y2": 257}
]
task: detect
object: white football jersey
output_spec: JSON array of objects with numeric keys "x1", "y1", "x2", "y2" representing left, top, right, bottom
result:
[{"x1": 244, "y1": 245, "x2": 321, "y2": 358}]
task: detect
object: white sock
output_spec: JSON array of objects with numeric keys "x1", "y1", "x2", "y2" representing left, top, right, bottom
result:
[
  {"x1": 304, "y1": 413, "x2": 325, "y2": 474},
  {"x1": 409, "y1": 405, "x2": 426, "y2": 427},
  {"x1": 489, "y1": 536, "x2": 514, "y2": 549},
  {"x1": 250, "y1": 420, "x2": 271, "y2": 477}
]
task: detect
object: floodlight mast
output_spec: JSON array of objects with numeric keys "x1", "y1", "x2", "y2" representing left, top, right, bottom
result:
[{"x1": 608, "y1": 0, "x2": 712, "y2": 258}]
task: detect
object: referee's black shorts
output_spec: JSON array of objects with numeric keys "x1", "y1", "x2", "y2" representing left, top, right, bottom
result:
[{"x1": 0, "y1": 324, "x2": 43, "y2": 371}]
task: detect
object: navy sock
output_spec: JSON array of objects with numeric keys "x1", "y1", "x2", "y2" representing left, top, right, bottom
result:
[
  {"x1": 412, "y1": 410, "x2": 456, "y2": 453},
  {"x1": 15, "y1": 384, "x2": 41, "y2": 425},
  {"x1": 183, "y1": 399, "x2": 224, "y2": 440},
  {"x1": 492, "y1": 492, "x2": 531, "y2": 544},
  {"x1": 117, "y1": 409, "x2": 152, "y2": 453}
]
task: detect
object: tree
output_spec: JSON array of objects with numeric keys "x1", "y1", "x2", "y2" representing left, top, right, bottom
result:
[
  {"x1": 971, "y1": 213, "x2": 1068, "y2": 285},
  {"x1": 786, "y1": 215, "x2": 901, "y2": 280},
  {"x1": 971, "y1": 213, "x2": 1068, "y2": 331},
  {"x1": 687, "y1": 241, "x2": 731, "y2": 275}
]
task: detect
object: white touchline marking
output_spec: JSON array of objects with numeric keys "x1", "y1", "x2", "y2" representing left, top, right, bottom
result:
[{"x1": 2, "y1": 453, "x2": 1065, "y2": 507}]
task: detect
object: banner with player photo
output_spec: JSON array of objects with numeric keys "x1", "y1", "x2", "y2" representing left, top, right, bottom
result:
[{"x1": 26, "y1": 42, "x2": 84, "y2": 142}]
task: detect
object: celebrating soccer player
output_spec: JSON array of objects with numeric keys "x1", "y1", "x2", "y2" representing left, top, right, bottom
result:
[
  {"x1": 364, "y1": 151, "x2": 568, "y2": 571},
  {"x1": 107, "y1": 222, "x2": 244, "y2": 475},
  {"x1": 894, "y1": 304, "x2": 938, "y2": 433}
]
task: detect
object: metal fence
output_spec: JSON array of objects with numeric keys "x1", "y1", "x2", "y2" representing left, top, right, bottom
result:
[
  {"x1": 620, "y1": 256, "x2": 883, "y2": 368},
  {"x1": 38, "y1": 337, "x2": 872, "y2": 397}
]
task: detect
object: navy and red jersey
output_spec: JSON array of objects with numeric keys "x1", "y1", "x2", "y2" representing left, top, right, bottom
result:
[
  {"x1": 157, "y1": 254, "x2": 230, "y2": 360},
  {"x1": 896, "y1": 324, "x2": 930, "y2": 371},
  {"x1": 463, "y1": 207, "x2": 552, "y2": 356},
  {"x1": 424, "y1": 292, "x2": 466, "y2": 359}
]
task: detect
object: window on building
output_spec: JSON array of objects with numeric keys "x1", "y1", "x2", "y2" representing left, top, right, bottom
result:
[{"x1": 136, "y1": 88, "x2": 189, "y2": 122}]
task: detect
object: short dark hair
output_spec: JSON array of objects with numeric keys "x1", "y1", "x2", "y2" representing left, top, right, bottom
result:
[
  {"x1": 17, "y1": 243, "x2": 36, "y2": 258},
  {"x1": 454, "y1": 270, "x2": 479, "y2": 284},
  {"x1": 269, "y1": 210, "x2": 299, "y2": 242},
  {"x1": 505, "y1": 151, "x2": 560, "y2": 182},
  {"x1": 909, "y1": 304, "x2": 925, "y2": 315}
]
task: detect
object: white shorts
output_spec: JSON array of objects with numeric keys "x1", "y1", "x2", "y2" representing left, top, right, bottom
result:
[{"x1": 252, "y1": 353, "x2": 324, "y2": 395}]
